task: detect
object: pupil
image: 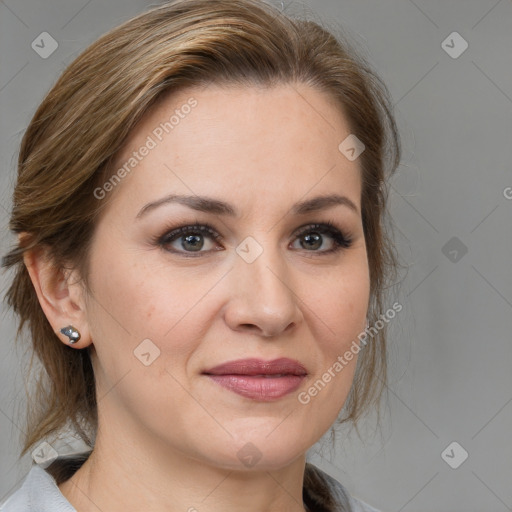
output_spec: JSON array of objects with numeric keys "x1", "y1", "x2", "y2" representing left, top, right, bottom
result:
[
  {"x1": 183, "y1": 234, "x2": 203, "y2": 251},
  {"x1": 303, "y1": 233, "x2": 321, "y2": 250}
]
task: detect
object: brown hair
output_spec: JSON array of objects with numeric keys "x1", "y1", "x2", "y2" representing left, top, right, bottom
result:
[{"x1": 2, "y1": 0, "x2": 401, "y2": 498}]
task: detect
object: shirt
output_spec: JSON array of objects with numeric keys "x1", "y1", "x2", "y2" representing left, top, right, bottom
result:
[{"x1": 0, "y1": 460, "x2": 380, "y2": 512}]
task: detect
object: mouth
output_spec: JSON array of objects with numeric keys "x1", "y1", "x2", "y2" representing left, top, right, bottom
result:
[{"x1": 202, "y1": 358, "x2": 308, "y2": 401}]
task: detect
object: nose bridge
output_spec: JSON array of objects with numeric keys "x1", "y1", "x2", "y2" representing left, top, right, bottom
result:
[
  {"x1": 247, "y1": 246, "x2": 289, "y2": 302},
  {"x1": 226, "y1": 235, "x2": 302, "y2": 336}
]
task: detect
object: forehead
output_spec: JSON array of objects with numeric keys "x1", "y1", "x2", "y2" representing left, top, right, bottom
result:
[{"x1": 105, "y1": 82, "x2": 362, "y2": 216}]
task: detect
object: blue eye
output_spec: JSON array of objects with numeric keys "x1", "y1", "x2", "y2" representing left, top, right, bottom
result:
[{"x1": 156, "y1": 221, "x2": 353, "y2": 257}]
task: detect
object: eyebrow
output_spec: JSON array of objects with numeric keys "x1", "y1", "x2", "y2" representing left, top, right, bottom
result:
[{"x1": 136, "y1": 193, "x2": 359, "y2": 219}]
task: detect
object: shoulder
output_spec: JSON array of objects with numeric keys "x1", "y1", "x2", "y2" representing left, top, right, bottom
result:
[
  {"x1": 0, "y1": 464, "x2": 75, "y2": 512},
  {"x1": 305, "y1": 463, "x2": 381, "y2": 512}
]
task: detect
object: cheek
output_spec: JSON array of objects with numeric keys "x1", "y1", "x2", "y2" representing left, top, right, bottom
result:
[
  {"x1": 86, "y1": 251, "x2": 215, "y2": 363},
  {"x1": 84, "y1": 254, "x2": 206, "y2": 413},
  {"x1": 313, "y1": 262, "x2": 370, "y2": 345},
  {"x1": 299, "y1": 258, "x2": 369, "y2": 409}
]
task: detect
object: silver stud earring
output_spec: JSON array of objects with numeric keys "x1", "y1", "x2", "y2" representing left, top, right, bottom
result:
[{"x1": 60, "y1": 325, "x2": 81, "y2": 344}]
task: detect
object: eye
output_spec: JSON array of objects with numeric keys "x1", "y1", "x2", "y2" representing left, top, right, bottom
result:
[
  {"x1": 291, "y1": 221, "x2": 353, "y2": 255},
  {"x1": 157, "y1": 223, "x2": 222, "y2": 256}
]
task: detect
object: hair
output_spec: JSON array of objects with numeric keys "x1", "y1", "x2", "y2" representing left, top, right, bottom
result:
[{"x1": 2, "y1": 0, "x2": 401, "y2": 506}]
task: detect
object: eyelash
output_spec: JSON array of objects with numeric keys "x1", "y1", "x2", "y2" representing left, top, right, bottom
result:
[{"x1": 154, "y1": 220, "x2": 353, "y2": 258}]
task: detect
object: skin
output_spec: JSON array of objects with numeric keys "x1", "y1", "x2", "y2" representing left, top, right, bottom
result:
[{"x1": 25, "y1": 82, "x2": 370, "y2": 512}]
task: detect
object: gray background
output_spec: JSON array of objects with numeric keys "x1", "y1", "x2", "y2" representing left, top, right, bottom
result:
[{"x1": 1, "y1": 1, "x2": 511, "y2": 511}]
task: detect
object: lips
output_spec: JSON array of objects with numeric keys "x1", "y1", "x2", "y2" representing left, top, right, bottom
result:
[
  {"x1": 202, "y1": 358, "x2": 307, "y2": 401},
  {"x1": 203, "y1": 358, "x2": 307, "y2": 376}
]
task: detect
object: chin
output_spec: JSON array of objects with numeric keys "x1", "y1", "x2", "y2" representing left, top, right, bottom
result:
[{"x1": 189, "y1": 426, "x2": 315, "y2": 472}]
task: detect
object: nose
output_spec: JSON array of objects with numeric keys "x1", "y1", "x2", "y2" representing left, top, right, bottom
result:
[{"x1": 223, "y1": 245, "x2": 304, "y2": 338}]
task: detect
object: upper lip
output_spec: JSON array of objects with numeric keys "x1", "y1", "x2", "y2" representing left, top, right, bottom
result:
[{"x1": 203, "y1": 358, "x2": 308, "y2": 376}]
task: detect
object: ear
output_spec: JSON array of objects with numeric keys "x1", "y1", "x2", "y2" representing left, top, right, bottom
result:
[{"x1": 22, "y1": 239, "x2": 92, "y2": 349}]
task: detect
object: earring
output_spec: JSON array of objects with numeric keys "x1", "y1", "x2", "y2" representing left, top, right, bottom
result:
[{"x1": 60, "y1": 325, "x2": 81, "y2": 344}]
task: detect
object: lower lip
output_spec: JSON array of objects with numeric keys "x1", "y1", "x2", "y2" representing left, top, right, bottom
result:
[{"x1": 205, "y1": 374, "x2": 305, "y2": 401}]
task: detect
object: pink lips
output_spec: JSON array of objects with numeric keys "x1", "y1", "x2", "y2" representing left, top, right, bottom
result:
[{"x1": 203, "y1": 358, "x2": 307, "y2": 401}]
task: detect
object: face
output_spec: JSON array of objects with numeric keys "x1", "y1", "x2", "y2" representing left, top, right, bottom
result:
[{"x1": 83, "y1": 83, "x2": 370, "y2": 470}]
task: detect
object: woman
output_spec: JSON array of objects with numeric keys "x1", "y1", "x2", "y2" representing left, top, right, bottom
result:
[{"x1": 0, "y1": 0, "x2": 401, "y2": 510}]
